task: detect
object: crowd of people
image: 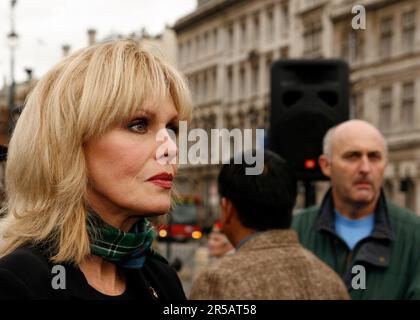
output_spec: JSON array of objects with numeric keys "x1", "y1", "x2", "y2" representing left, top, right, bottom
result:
[{"x1": 0, "y1": 40, "x2": 418, "y2": 300}]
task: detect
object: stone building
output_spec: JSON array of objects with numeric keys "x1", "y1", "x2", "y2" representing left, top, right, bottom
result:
[{"x1": 174, "y1": 0, "x2": 420, "y2": 217}]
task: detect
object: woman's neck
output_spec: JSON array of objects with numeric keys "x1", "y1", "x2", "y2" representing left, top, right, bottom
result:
[{"x1": 79, "y1": 255, "x2": 126, "y2": 296}]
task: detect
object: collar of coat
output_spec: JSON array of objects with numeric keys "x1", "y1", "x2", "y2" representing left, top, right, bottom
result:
[
  {"x1": 314, "y1": 188, "x2": 394, "y2": 269},
  {"x1": 237, "y1": 229, "x2": 300, "y2": 252}
]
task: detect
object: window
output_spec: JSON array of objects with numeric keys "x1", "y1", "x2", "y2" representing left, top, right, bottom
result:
[
  {"x1": 252, "y1": 13, "x2": 260, "y2": 48},
  {"x1": 303, "y1": 19, "x2": 323, "y2": 56},
  {"x1": 210, "y1": 68, "x2": 216, "y2": 101},
  {"x1": 349, "y1": 30, "x2": 364, "y2": 63},
  {"x1": 239, "y1": 67, "x2": 245, "y2": 100},
  {"x1": 266, "y1": 8, "x2": 274, "y2": 43},
  {"x1": 401, "y1": 82, "x2": 415, "y2": 128},
  {"x1": 249, "y1": 107, "x2": 259, "y2": 129},
  {"x1": 213, "y1": 28, "x2": 218, "y2": 53},
  {"x1": 281, "y1": 4, "x2": 289, "y2": 35},
  {"x1": 196, "y1": 35, "x2": 201, "y2": 58},
  {"x1": 203, "y1": 73, "x2": 208, "y2": 102},
  {"x1": 251, "y1": 64, "x2": 259, "y2": 97},
  {"x1": 227, "y1": 24, "x2": 234, "y2": 55},
  {"x1": 197, "y1": 75, "x2": 202, "y2": 103},
  {"x1": 178, "y1": 43, "x2": 184, "y2": 65},
  {"x1": 403, "y1": 178, "x2": 416, "y2": 212},
  {"x1": 187, "y1": 40, "x2": 191, "y2": 62},
  {"x1": 379, "y1": 16, "x2": 393, "y2": 59},
  {"x1": 379, "y1": 87, "x2": 392, "y2": 132},
  {"x1": 281, "y1": 47, "x2": 289, "y2": 58},
  {"x1": 194, "y1": 75, "x2": 199, "y2": 103},
  {"x1": 340, "y1": 28, "x2": 349, "y2": 60},
  {"x1": 204, "y1": 32, "x2": 208, "y2": 55},
  {"x1": 240, "y1": 19, "x2": 247, "y2": 49},
  {"x1": 227, "y1": 67, "x2": 233, "y2": 102},
  {"x1": 266, "y1": 55, "x2": 273, "y2": 92},
  {"x1": 384, "y1": 180, "x2": 394, "y2": 199},
  {"x1": 402, "y1": 11, "x2": 416, "y2": 53}
]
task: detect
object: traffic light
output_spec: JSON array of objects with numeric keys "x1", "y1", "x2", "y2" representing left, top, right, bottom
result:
[{"x1": 269, "y1": 59, "x2": 349, "y2": 180}]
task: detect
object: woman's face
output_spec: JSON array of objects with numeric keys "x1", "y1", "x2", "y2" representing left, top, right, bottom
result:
[{"x1": 85, "y1": 95, "x2": 179, "y2": 225}]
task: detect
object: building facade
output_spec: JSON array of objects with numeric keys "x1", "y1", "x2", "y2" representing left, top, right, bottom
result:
[{"x1": 174, "y1": 0, "x2": 420, "y2": 218}]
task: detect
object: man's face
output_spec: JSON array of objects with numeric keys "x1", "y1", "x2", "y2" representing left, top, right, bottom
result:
[{"x1": 320, "y1": 123, "x2": 387, "y2": 209}]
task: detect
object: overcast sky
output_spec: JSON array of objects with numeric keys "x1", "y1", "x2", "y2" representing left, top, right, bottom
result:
[{"x1": 0, "y1": 0, "x2": 196, "y2": 83}]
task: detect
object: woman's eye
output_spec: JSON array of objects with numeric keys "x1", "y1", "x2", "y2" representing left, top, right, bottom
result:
[{"x1": 129, "y1": 119, "x2": 148, "y2": 133}]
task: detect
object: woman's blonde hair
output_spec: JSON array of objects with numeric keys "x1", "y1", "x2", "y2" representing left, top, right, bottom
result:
[{"x1": 0, "y1": 39, "x2": 192, "y2": 264}]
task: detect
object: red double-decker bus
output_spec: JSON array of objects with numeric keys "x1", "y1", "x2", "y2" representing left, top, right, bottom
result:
[{"x1": 157, "y1": 195, "x2": 203, "y2": 242}]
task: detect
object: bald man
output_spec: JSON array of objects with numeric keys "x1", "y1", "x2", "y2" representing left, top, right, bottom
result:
[{"x1": 292, "y1": 120, "x2": 420, "y2": 300}]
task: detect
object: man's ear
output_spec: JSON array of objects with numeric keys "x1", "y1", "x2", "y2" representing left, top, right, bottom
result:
[
  {"x1": 319, "y1": 155, "x2": 331, "y2": 178},
  {"x1": 221, "y1": 197, "x2": 235, "y2": 225}
]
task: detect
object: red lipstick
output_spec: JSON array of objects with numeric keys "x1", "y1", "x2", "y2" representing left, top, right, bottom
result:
[{"x1": 147, "y1": 172, "x2": 173, "y2": 189}]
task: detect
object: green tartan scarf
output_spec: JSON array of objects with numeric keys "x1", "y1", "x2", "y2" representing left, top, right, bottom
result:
[{"x1": 86, "y1": 210, "x2": 158, "y2": 269}]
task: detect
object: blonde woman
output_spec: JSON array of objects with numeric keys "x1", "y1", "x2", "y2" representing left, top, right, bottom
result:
[{"x1": 0, "y1": 40, "x2": 192, "y2": 300}]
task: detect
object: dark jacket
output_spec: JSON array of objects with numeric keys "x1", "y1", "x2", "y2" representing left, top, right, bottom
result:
[
  {"x1": 292, "y1": 190, "x2": 420, "y2": 300},
  {"x1": 0, "y1": 245, "x2": 186, "y2": 300}
]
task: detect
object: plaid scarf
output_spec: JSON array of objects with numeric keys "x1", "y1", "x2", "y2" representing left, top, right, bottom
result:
[{"x1": 86, "y1": 211, "x2": 157, "y2": 269}]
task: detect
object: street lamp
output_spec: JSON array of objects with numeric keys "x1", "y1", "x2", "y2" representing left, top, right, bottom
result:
[{"x1": 7, "y1": 0, "x2": 18, "y2": 135}]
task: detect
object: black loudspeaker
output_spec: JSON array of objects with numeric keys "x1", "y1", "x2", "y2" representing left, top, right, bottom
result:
[{"x1": 269, "y1": 59, "x2": 349, "y2": 180}]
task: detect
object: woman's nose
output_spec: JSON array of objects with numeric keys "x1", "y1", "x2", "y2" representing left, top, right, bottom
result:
[{"x1": 155, "y1": 128, "x2": 178, "y2": 164}]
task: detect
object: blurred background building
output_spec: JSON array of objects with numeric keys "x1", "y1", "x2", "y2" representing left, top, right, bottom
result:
[
  {"x1": 0, "y1": 0, "x2": 419, "y2": 219},
  {"x1": 173, "y1": 0, "x2": 420, "y2": 218}
]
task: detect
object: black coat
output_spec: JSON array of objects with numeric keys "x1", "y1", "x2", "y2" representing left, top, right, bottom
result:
[{"x1": 0, "y1": 246, "x2": 186, "y2": 300}]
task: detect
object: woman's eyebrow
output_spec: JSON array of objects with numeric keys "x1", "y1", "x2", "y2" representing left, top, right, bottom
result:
[
  {"x1": 133, "y1": 107, "x2": 155, "y2": 118},
  {"x1": 167, "y1": 113, "x2": 179, "y2": 123}
]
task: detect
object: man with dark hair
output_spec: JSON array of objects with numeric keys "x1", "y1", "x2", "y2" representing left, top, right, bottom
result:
[{"x1": 189, "y1": 150, "x2": 349, "y2": 300}]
